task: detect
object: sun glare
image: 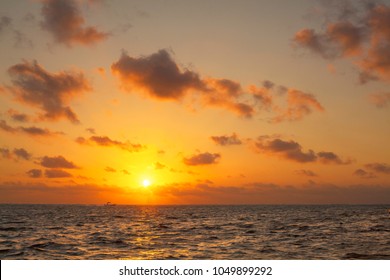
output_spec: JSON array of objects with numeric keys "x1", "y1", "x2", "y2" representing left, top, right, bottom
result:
[{"x1": 142, "y1": 179, "x2": 151, "y2": 188}]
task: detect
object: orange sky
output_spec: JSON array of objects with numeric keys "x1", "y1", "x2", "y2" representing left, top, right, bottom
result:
[{"x1": 0, "y1": 0, "x2": 389, "y2": 204}]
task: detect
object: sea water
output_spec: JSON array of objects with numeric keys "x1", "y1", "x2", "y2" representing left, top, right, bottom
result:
[{"x1": 1, "y1": 204, "x2": 389, "y2": 259}]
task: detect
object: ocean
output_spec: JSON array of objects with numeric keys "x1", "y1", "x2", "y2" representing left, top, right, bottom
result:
[{"x1": 1, "y1": 204, "x2": 389, "y2": 260}]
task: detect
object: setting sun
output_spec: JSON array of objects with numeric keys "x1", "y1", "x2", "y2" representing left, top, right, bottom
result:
[{"x1": 142, "y1": 179, "x2": 152, "y2": 188}]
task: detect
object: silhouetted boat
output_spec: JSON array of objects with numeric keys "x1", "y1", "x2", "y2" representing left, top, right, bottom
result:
[{"x1": 104, "y1": 202, "x2": 116, "y2": 206}]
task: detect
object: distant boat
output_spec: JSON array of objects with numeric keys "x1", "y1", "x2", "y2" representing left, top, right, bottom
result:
[{"x1": 104, "y1": 202, "x2": 116, "y2": 206}]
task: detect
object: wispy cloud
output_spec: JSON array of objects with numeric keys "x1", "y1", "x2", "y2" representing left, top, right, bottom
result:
[
  {"x1": 76, "y1": 135, "x2": 144, "y2": 152},
  {"x1": 0, "y1": 120, "x2": 62, "y2": 137}
]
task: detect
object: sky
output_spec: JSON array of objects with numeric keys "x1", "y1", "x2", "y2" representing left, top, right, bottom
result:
[{"x1": 0, "y1": 0, "x2": 389, "y2": 205}]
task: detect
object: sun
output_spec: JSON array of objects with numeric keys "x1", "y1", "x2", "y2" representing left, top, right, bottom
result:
[{"x1": 142, "y1": 179, "x2": 151, "y2": 188}]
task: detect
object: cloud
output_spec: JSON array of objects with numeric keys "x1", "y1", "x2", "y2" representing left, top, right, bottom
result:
[
  {"x1": 317, "y1": 151, "x2": 351, "y2": 165},
  {"x1": 7, "y1": 109, "x2": 30, "y2": 122},
  {"x1": 211, "y1": 133, "x2": 242, "y2": 146},
  {"x1": 154, "y1": 162, "x2": 165, "y2": 170},
  {"x1": 104, "y1": 166, "x2": 116, "y2": 172},
  {"x1": 0, "y1": 120, "x2": 16, "y2": 133},
  {"x1": 293, "y1": 3, "x2": 390, "y2": 84},
  {"x1": 112, "y1": 49, "x2": 204, "y2": 100},
  {"x1": 111, "y1": 49, "x2": 257, "y2": 118},
  {"x1": 0, "y1": 147, "x2": 32, "y2": 161},
  {"x1": 86, "y1": 127, "x2": 96, "y2": 134},
  {"x1": 76, "y1": 135, "x2": 144, "y2": 152},
  {"x1": 0, "y1": 16, "x2": 12, "y2": 33},
  {"x1": 40, "y1": 155, "x2": 78, "y2": 169},
  {"x1": 0, "y1": 120, "x2": 62, "y2": 137},
  {"x1": 44, "y1": 169, "x2": 72, "y2": 178},
  {"x1": 40, "y1": 0, "x2": 109, "y2": 46},
  {"x1": 112, "y1": 49, "x2": 325, "y2": 120},
  {"x1": 27, "y1": 169, "x2": 42, "y2": 178},
  {"x1": 153, "y1": 181, "x2": 390, "y2": 204},
  {"x1": 296, "y1": 169, "x2": 318, "y2": 177},
  {"x1": 253, "y1": 136, "x2": 349, "y2": 164},
  {"x1": 254, "y1": 137, "x2": 317, "y2": 163},
  {"x1": 365, "y1": 163, "x2": 390, "y2": 174},
  {"x1": 273, "y1": 89, "x2": 325, "y2": 122},
  {"x1": 0, "y1": 148, "x2": 11, "y2": 159},
  {"x1": 353, "y1": 169, "x2": 376, "y2": 179},
  {"x1": 13, "y1": 148, "x2": 31, "y2": 160},
  {"x1": 183, "y1": 152, "x2": 221, "y2": 166},
  {"x1": 7, "y1": 60, "x2": 91, "y2": 123},
  {"x1": 368, "y1": 92, "x2": 390, "y2": 108}
]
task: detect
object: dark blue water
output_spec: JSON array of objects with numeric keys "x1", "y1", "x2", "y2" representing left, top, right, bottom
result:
[{"x1": 0, "y1": 204, "x2": 389, "y2": 259}]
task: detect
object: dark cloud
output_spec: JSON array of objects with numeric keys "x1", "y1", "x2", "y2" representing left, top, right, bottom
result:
[
  {"x1": 294, "y1": 3, "x2": 390, "y2": 84},
  {"x1": 13, "y1": 148, "x2": 31, "y2": 160},
  {"x1": 365, "y1": 163, "x2": 390, "y2": 174},
  {"x1": 368, "y1": 92, "x2": 390, "y2": 108},
  {"x1": 211, "y1": 133, "x2": 242, "y2": 146},
  {"x1": 40, "y1": 155, "x2": 78, "y2": 169},
  {"x1": 254, "y1": 137, "x2": 317, "y2": 163},
  {"x1": 317, "y1": 151, "x2": 351, "y2": 165},
  {"x1": 44, "y1": 169, "x2": 72, "y2": 178},
  {"x1": 0, "y1": 147, "x2": 32, "y2": 161},
  {"x1": 8, "y1": 60, "x2": 91, "y2": 123},
  {"x1": 41, "y1": 0, "x2": 109, "y2": 46},
  {"x1": 353, "y1": 169, "x2": 376, "y2": 179},
  {"x1": 296, "y1": 169, "x2": 318, "y2": 177},
  {"x1": 7, "y1": 109, "x2": 30, "y2": 122},
  {"x1": 0, "y1": 120, "x2": 62, "y2": 137},
  {"x1": 27, "y1": 169, "x2": 42, "y2": 178},
  {"x1": 253, "y1": 136, "x2": 349, "y2": 164},
  {"x1": 183, "y1": 152, "x2": 221, "y2": 166},
  {"x1": 111, "y1": 49, "x2": 256, "y2": 118},
  {"x1": 112, "y1": 49, "x2": 204, "y2": 100},
  {"x1": 104, "y1": 166, "x2": 116, "y2": 172},
  {"x1": 0, "y1": 16, "x2": 12, "y2": 33},
  {"x1": 0, "y1": 120, "x2": 16, "y2": 133},
  {"x1": 76, "y1": 135, "x2": 144, "y2": 152}
]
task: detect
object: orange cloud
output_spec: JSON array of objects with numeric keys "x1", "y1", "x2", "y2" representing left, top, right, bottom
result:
[
  {"x1": 41, "y1": 0, "x2": 109, "y2": 46},
  {"x1": 273, "y1": 89, "x2": 325, "y2": 122},
  {"x1": 183, "y1": 152, "x2": 221, "y2": 166},
  {"x1": 8, "y1": 60, "x2": 91, "y2": 123},
  {"x1": 76, "y1": 135, "x2": 144, "y2": 152},
  {"x1": 293, "y1": 3, "x2": 390, "y2": 84},
  {"x1": 368, "y1": 92, "x2": 390, "y2": 108}
]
